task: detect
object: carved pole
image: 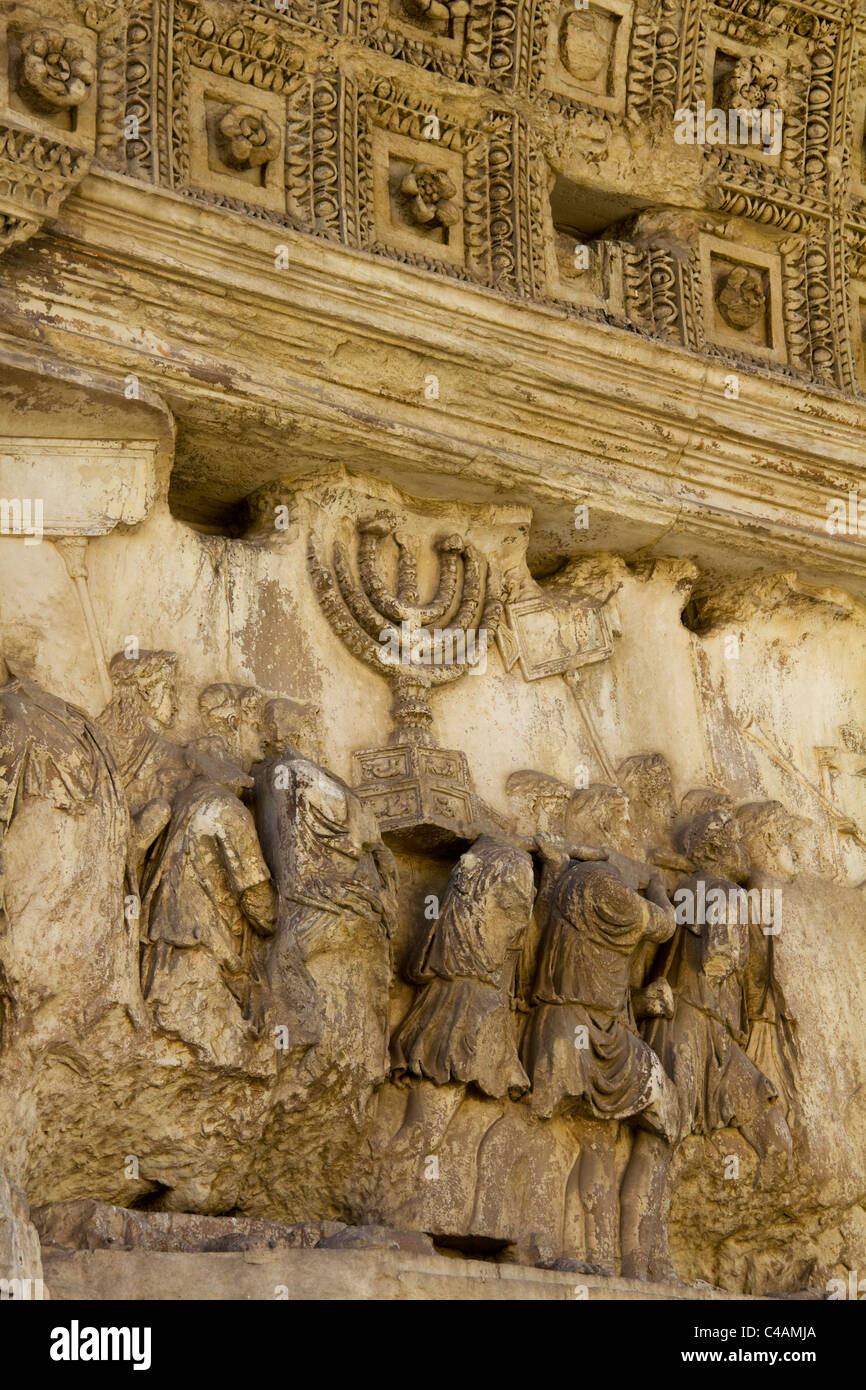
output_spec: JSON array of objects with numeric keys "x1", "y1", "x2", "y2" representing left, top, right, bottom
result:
[
  {"x1": 563, "y1": 669, "x2": 617, "y2": 784},
  {"x1": 742, "y1": 716, "x2": 866, "y2": 860},
  {"x1": 54, "y1": 536, "x2": 113, "y2": 707}
]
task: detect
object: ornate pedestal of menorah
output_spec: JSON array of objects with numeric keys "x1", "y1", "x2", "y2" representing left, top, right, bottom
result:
[
  {"x1": 352, "y1": 743, "x2": 478, "y2": 853},
  {"x1": 309, "y1": 510, "x2": 502, "y2": 850}
]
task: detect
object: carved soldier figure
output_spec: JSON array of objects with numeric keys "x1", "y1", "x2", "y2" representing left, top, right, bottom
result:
[
  {"x1": 0, "y1": 641, "x2": 137, "y2": 1048},
  {"x1": 253, "y1": 698, "x2": 397, "y2": 1072},
  {"x1": 139, "y1": 739, "x2": 278, "y2": 1067},
  {"x1": 736, "y1": 800, "x2": 800, "y2": 1122},
  {"x1": 620, "y1": 807, "x2": 792, "y2": 1282},
  {"x1": 99, "y1": 650, "x2": 188, "y2": 880},
  {"x1": 520, "y1": 834, "x2": 681, "y2": 1272},
  {"x1": 390, "y1": 835, "x2": 535, "y2": 1148}
]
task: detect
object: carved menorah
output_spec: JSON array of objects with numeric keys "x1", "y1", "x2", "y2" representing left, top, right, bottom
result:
[{"x1": 308, "y1": 511, "x2": 503, "y2": 747}]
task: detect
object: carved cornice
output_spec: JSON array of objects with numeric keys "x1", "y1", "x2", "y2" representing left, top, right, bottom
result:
[{"x1": 1, "y1": 170, "x2": 860, "y2": 598}]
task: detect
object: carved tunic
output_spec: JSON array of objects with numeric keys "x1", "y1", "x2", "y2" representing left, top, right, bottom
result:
[
  {"x1": 391, "y1": 837, "x2": 534, "y2": 1098},
  {"x1": 0, "y1": 674, "x2": 131, "y2": 1043},
  {"x1": 0, "y1": 675, "x2": 122, "y2": 824},
  {"x1": 140, "y1": 777, "x2": 272, "y2": 1012},
  {"x1": 99, "y1": 691, "x2": 187, "y2": 813},
  {"x1": 255, "y1": 753, "x2": 395, "y2": 955},
  {"x1": 254, "y1": 751, "x2": 396, "y2": 1065},
  {"x1": 521, "y1": 861, "x2": 677, "y2": 1128}
]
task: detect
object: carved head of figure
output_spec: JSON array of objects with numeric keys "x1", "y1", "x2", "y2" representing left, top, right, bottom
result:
[
  {"x1": 681, "y1": 807, "x2": 750, "y2": 885},
  {"x1": 505, "y1": 769, "x2": 571, "y2": 837},
  {"x1": 199, "y1": 683, "x2": 263, "y2": 767},
  {"x1": 736, "y1": 800, "x2": 798, "y2": 881},
  {"x1": 677, "y1": 786, "x2": 732, "y2": 841},
  {"x1": 565, "y1": 782, "x2": 630, "y2": 850},
  {"x1": 261, "y1": 696, "x2": 318, "y2": 762},
  {"x1": 617, "y1": 753, "x2": 677, "y2": 849},
  {"x1": 109, "y1": 650, "x2": 178, "y2": 728},
  {"x1": 679, "y1": 787, "x2": 731, "y2": 819}
]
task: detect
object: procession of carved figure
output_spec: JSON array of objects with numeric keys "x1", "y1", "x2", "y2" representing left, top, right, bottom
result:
[
  {"x1": 0, "y1": 617, "x2": 808, "y2": 1277},
  {"x1": 0, "y1": 499, "x2": 816, "y2": 1282}
]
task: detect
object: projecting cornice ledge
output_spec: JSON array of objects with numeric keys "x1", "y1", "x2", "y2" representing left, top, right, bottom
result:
[{"x1": 8, "y1": 171, "x2": 866, "y2": 596}]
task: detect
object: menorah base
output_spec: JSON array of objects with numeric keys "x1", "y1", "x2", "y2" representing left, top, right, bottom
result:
[{"x1": 353, "y1": 744, "x2": 478, "y2": 854}]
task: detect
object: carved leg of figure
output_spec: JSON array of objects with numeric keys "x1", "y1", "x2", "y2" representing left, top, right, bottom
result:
[
  {"x1": 620, "y1": 1130, "x2": 676, "y2": 1282},
  {"x1": 573, "y1": 1117, "x2": 617, "y2": 1274},
  {"x1": 739, "y1": 1100, "x2": 793, "y2": 1190},
  {"x1": 721, "y1": 1047, "x2": 793, "y2": 1174},
  {"x1": 390, "y1": 1078, "x2": 466, "y2": 1157},
  {"x1": 469, "y1": 1109, "x2": 517, "y2": 1235}
]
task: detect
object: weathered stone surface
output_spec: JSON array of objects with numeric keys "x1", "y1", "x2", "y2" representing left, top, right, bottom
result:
[
  {"x1": 1, "y1": 0, "x2": 866, "y2": 1303},
  {"x1": 40, "y1": 1247, "x2": 777, "y2": 1302},
  {"x1": 0, "y1": 1169, "x2": 43, "y2": 1289},
  {"x1": 32, "y1": 1199, "x2": 346, "y2": 1254}
]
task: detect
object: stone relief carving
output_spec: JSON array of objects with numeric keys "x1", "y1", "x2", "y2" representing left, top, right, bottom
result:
[
  {"x1": 216, "y1": 103, "x2": 281, "y2": 171},
  {"x1": 520, "y1": 839, "x2": 681, "y2": 1273},
  {"x1": 716, "y1": 264, "x2": 766, "y2": 330},
  {"x1": 18, "y1": 28, "x2": 96, "y2": 113},
  {"x1": 0, "y1": 0, "x2": 861, "y2": 385},
  {"x1": 2, "y1": 2, "x2": 866, "y2": 1308},
  {"x1": 9, "y1": 0, "x2": 845, "y2": 385},
  {"x1": 0, "y1": 645, "x2": 137, "y2": 1052},
  {"x1": 0, "y1": 450, "x2": 864, "y2": 1298},
  {"x1": 398, "y1": 161, "x2": 460, "y2": 229},
  {"x1": 250, "y1": 698, "x2": 397, "y2": 1095},
  {"x1": 391, "y1": 835, "x2": 534, "y2": 1118},
  {"x1": 139, "y1": 740, "x2": 279, "y2": 1070},
  {"x1": 716, "y1": 54, "x2": 786, "y2": 119},
  {"x1": 308, "y1": 496, "x2": 505, "y2": 846},
  {"x1": 626, "y1": 806, "x2": 794, "y2": 1281}
]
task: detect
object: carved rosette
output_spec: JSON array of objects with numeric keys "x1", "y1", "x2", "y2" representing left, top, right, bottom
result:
[{"x1": 18, "y1": 29, "x2": 96, "y2": 114}]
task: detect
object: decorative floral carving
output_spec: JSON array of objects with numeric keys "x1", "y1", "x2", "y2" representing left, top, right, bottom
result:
[
  {"x1": 400, "y1": 163, "x2": 460, "y2": 227},
  {"x1": 0, "y1": 123, "x2": 91, "y2": 258},
  {"x1": 402, "y1": 0, "x2": 471, "y2": 36},
  {"x1": 716, "y1": 266, "x2": 766, "y2": 330},
  {"x1": 217, "y1": 104, "x2": 281, "y2": 170},
  {"x1": 720, "y1": 56, "x2": 785, "y2": 114},
  {"x1": 18, "y1": 30, "x2": 96, "y2": 113}
]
